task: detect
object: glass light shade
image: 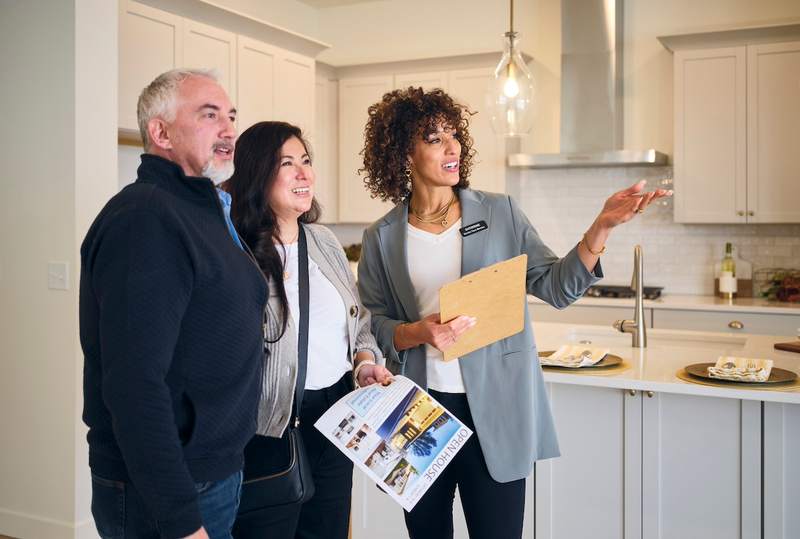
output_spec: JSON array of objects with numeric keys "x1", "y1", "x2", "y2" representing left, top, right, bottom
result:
[{"x1": 488, "y1": 33, "x2": 535, "y2": 136}]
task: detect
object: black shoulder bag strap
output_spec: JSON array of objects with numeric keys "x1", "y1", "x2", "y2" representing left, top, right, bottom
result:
[{"x1": 293, "y1": 225, "x2": 310, "y2": 427}]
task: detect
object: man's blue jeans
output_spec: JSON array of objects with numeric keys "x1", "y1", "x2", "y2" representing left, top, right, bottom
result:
[{"x1": 91, "y1": 470, "x2": 242, "y2": 539}]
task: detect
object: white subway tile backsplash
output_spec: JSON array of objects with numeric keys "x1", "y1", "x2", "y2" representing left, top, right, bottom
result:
[{"x1": 513, "y1": 166, "x2": 800, "y2": 295}]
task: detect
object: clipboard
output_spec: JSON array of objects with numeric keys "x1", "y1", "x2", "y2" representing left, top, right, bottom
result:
[{"x1": 438, "y1": 254, "x2": 528, "y2": 361}]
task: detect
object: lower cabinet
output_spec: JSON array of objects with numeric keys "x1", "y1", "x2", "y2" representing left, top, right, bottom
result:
[
  {"x1": 350, "y1": 385, "x2": 784, "y2": 538},
  {"x1": 537, "y1": 384, "x2": 761, "y2": 539},
  {"x1": 763, "y1": 402, "x2": 800, "y2": 539}
]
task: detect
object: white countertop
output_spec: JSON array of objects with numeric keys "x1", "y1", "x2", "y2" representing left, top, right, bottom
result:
[
  {"x1": 533, "y1": 321, "x2": 800, "y2": 404},
  {"x1": 528, "y1": 293, "x2": 800, "y2": 315}
]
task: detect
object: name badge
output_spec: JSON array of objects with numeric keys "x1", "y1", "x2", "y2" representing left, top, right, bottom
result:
[{"x1": 459, "y1": 221, "x2": 488, "y2": 237}]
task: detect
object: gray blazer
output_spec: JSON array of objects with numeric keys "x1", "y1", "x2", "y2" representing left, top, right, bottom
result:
[
  {"x1": 357, "y1": 189, "x2": 602, "y2": 482},
  {"x1": 256, "y1": 223, "x2": 383, "y2": 438}
]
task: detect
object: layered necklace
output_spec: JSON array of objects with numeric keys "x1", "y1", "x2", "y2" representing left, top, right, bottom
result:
[{"x1": 410, "y1": 192, "x2": 457, "y2": 227}]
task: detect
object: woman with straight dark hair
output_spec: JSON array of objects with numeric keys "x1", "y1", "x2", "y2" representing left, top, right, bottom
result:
[{"x1": 226, "y1": 121, "x2": 392, "y2": 538}]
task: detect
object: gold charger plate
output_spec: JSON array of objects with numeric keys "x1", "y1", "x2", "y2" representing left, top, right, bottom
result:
[
  {"x1": 538, "y1": 351, "x2": 623, "y2": 369},
  {"x1": 684, "y1": 362, "x2": 797, "y2": 385}
]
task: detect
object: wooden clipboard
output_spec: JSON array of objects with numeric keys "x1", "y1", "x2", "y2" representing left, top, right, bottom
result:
[{"x1": 438, "y1": 254, "x2": 528, "y2": 361}]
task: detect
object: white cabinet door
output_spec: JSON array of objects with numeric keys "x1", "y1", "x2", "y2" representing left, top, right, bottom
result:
[
  {"x1": 338, "y1": 75, "x2": 395, "y2": 223},
  {"x1": 746, "y1": 41, "x2": 800, "y2": 223},
  {"x1": 236, "y1": 36, "x2": 277, "y2": 133},
  {"x1": 448, "y1": 68, "x2": 506, "y2": 195},
  {"x1": 351, "y1": 468, "x2": 408, "y2": 539},
  {"x1": 275, "y1": 50, "x2": 315, "y2": 136},
  {"x1": 652, "y1": 308, "x2": 800, "y2": 337},
  {"x1": 118, "y1": 1, "x2": 183, "y2": 132},
  {"x1": 763, "y1": 402, "x2": 800, "y2": 539},
  {"x1": 394, "y1": 71, "x2": 449, "y2": 92},
  {"x1": 314, "y1": 74, "x2": 339, "y2": 223},
  {"x1": 182, "y1": 19, "x2": 236, "y2": 99},
  {"x1": 641, "y1": 393, "x2": 761, "y2": 539},
  {"x1": 529, "y1": 303, "x2": 653, "y2": 329},
  {"x1": 673, "y1": 47, "x2": 747, "y2": 223},
  {"x1": 535, "y1": 384, "x2": 638, "y2": 539}
]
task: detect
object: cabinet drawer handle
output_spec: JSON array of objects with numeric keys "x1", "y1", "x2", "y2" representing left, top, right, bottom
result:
[
  {"x1": 646, "y1": 391, "x2": 654, "y2": 398},
  {"x1": 728, "y1": 320, "x2": 744, "y2": 330},
  {"x1": 737, "y1": 210, "x2": 745, "y2": 216},
  {"x1": 747, "y1": 210, "x2": 755, "y2": 216},
  {"x1": 627, "y1": 389, "x2": 636, "y2": 396}
]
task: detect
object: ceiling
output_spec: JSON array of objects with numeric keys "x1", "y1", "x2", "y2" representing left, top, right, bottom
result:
[{"x1": 296, "y1": 0, "x2": 387, "y2": 8}]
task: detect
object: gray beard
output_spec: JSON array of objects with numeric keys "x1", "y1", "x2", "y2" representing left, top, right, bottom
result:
[{"x1": 202, "y1": 159, "x2": 234, "y2": 185}]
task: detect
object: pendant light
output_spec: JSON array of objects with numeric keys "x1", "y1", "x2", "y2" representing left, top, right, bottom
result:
[{"x1": 488, "y1": 0, "x2": 535, "y2": 136}]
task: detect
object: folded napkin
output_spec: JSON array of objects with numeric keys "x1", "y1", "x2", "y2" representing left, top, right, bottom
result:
[
  {"x1": 707, "y1": 356, "x2": 774, "y2": 382},
  {"x1": 539, "y1": 345, "x2": 610, "y2": 368}
]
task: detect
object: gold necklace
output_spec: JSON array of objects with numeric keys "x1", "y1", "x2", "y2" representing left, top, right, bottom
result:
[
  {"x1": 411, "y1": 192, "x2": 457, "y2": 227},
  {"x1": 279, "y1": 230, "x2": 300, "y2": 281}
]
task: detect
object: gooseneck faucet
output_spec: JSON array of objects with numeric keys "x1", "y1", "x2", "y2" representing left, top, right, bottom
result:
[{"x1": 613, "y1": 245, "x2": 647, "y2": 348}]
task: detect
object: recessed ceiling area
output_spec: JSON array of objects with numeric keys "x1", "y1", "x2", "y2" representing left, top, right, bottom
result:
[{"x1": 297, "y1": 0, "x2": 387, "y2": 8}]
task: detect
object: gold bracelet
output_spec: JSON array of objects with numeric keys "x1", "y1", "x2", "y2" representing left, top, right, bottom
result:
[{"x1": 581, "y1": 234, "x2": 606, "y2": 255}]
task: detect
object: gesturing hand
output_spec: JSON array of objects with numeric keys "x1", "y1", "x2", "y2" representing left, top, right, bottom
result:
[
  {"x1": 418, "y1": 313, "x2": 477, "y2": 352},
  {"x1": 596, "y1": 180, "x2": 672, "y2": 229}
]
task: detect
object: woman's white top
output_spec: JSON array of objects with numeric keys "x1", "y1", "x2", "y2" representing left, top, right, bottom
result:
[
  {"x1": 406, "y1": 219, "x2": 466, "y2": 393},
  {"x1": 282, "y1": 242, "x2": 351, "y2": 390}
]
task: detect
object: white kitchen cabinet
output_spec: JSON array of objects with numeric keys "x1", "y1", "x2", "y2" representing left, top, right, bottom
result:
[
  {"x1": 641, "y1": 393, "x2": 761, "y2": 539},
  {"x1": 535, "y1": 384, "x2": 636, "y2": 539},
  {"x1": 275, "y1": 49, "x2": 315, "y2": 135},
  {"x1": 537, "y1": 385, "x2": 761, "y2": 538},
  {"x1": 653, "y1": 308, "x2": 800, "y2": 336},
  {"x1": 671, "y1": 35, "x2": 800, "y2": 224},
  {"x1": 530, "y1": 303, "x2": 653, "y2": 329},
  {"x1": 746, "y1": 41, "x2": 800, "y2": 223},
  {"x1": 447, "y1": 67, "x2": 506, "y2": 195},
  {"x1": 335, "y1": 64, "x2": 506, "y2": 223},
  {"x1": 673, "y1": 46, "x2": 747, "y2": 224},
  {"x1": 314, "y1": 72, "x2": 338, "y2": 223},
  {"x1": 337, "y1": 75, "x2": 396, "y2": 223},
  {"x1": 118, "y1": 1, "x2": 183, "y2": 132},
  {"x1": 236, "y1": 36, "x2": 277, "y2": 133},
  {"x1": 182, "y1": 19, "x2": 236, "y2": 99},
  {"x1": 763, "y1": 402, "x2": 800, "y2": 539}
]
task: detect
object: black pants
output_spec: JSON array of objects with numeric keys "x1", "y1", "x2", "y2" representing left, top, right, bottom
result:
[
  {"x1": 234, "y1": 374, "x2": 354, "y2": 539},
  {"x1": 404, "y1": 390, "x2": 526, "y2": 539}
]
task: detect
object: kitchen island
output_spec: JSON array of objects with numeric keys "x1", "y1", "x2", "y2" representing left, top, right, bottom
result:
[{"x1": 351, "y1": 322, "x2": 800, "y2": 539}]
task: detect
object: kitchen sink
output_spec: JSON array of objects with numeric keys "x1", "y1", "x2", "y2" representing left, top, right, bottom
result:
[{"x1": 561, "y1": 326, "x2": 748, "y2": 351}]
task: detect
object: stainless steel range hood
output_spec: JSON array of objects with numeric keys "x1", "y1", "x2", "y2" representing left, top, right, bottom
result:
[{"x1": 508, "y1": 0, "x2": 669, "y2": 169}]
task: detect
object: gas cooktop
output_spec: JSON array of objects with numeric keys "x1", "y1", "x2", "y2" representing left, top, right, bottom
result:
[{"x1": 584, "y1": 285, "x2": 663, "y2": 300}]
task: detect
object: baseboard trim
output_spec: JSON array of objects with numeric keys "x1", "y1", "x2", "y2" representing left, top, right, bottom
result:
[{"x1": 0, "y1": 508, "x2": 95, "y2": 539}]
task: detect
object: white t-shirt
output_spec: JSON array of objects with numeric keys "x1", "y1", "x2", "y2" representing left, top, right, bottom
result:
[
  {"x1": 406, "y1": 220, "x2": 466, "y2": 393},
  {"x1": 281, "y1": 242, "x2": 351, "y2": 390}
]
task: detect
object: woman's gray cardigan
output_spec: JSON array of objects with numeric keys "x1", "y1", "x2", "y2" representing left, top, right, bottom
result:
[{"x1": 256, "y1": 223, "x2": 384, "y2": 437}]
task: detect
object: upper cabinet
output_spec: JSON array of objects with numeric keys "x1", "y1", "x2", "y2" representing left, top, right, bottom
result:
[
  {"x1": 118, "y1": 0, "x2": 319, "y2": 139},
  {"x1": 746, "y1": 41, "x2": 800, "y2": 223},
  {"x1": 337, "y1": 75, "x2": 396, "y2": 223},
  {"x1": 336, "y1": 61, "x2": 505, "y2": 223},
  {"x1": 119, "y1": 1, "x2": 183, "y2": 133},
  {"x1": 663, "y1": 26, "x2": 800, "y2": 223},
  {"x1": 182, "y1": 19, "x2": 237, "y2": 98}
]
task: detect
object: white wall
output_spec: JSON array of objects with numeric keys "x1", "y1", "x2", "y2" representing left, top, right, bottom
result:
[{"x1": 0, "y1": 1, "x2": 117, "y2": 537}]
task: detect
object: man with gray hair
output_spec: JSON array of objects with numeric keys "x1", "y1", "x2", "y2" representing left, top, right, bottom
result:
[{"x1": 80, "y1": 69, "x2": 266, "y2": 538}]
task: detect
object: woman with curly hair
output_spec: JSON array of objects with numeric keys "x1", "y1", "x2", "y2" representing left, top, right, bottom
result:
[
  {"x1": 356, "y1": 87, "x2": 669, "y2": 538},
  {"x1": 224, "y1": 121, "x2": 392, "y2": 539}
]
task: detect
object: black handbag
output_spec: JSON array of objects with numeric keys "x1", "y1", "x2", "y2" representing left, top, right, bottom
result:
[{"x1": 238, "y1": 226, "x2": 315, "y2": 514}]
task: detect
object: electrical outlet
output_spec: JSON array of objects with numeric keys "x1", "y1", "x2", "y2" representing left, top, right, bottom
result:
[{"x1": 48, "y1": 261, "x2": 69, "y2": 290}]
